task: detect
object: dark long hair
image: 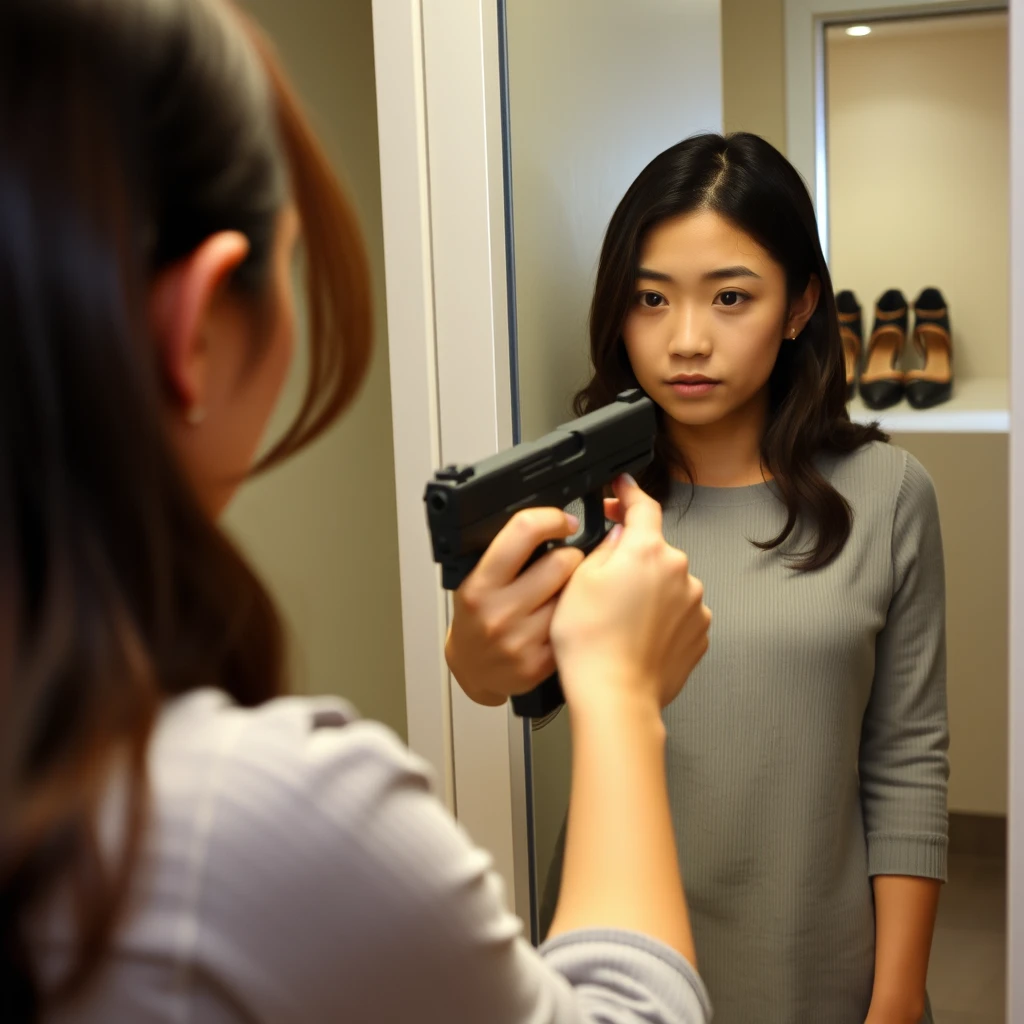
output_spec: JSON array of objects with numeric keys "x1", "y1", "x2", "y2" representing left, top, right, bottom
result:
[
  {"x1": 0, "y1": 0, "x2": 372, "y2": 1017},
  {"x1": 574, "y1": 132, "x2": 886, "y2": 570}
]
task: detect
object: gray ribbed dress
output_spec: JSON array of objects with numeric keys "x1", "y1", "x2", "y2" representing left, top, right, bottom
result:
[{"x1": 543, "y1": 441, "x2": 950, "y2": 1024}]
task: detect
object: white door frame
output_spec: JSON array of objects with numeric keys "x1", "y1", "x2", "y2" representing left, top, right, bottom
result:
[
  {"x1": 1010, "y1": 0, "x2": 1024, "y2": 1015},
  {"x1": 372, "y1": 0, "x2": 530, "y2": 923}
]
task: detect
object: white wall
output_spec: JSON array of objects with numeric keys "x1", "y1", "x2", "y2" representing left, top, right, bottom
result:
[
  {"x1": 504, "y1": 0, "x2": 723, "y2": 914},
  {"x1": 228, "y1": 0, "x2": 407, "y2": 737}
]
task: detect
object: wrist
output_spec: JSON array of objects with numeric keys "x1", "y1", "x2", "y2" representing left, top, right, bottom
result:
[
  {"x1": 866, "y1": 994, "x2": 925, "y2": 1024},
  {"x1": 565, "y1": 675, "x2": 666, "y2": 739}
]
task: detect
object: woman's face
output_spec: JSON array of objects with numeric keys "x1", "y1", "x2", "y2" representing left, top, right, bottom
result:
[
  {"x1": 155, "y1": 205, "x2": 301, "y2": 514},
  {"x1": 622, "y1": 210, "x2": 808, "y2": 434}
]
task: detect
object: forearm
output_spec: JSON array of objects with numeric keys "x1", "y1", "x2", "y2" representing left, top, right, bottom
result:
[
  {"x1": 867, "y1": 875, "x2": 941, "y2": 1023},
  {"x1": 547, "y1": 686, "x2": 696, "y2": 966}
]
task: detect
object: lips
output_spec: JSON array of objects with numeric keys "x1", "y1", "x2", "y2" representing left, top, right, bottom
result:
[{"x1": 667, "y1": 375, "x2": 720, "y2": 397}]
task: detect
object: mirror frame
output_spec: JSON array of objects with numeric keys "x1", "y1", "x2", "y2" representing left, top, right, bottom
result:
[{"x1": 372, "y1": 0, "x2": 533, "y2": 926}]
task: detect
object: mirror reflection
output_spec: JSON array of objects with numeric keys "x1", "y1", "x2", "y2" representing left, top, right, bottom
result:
[{"x1": 494, "y1": 3, "x2": 1007, "y2": 1023}]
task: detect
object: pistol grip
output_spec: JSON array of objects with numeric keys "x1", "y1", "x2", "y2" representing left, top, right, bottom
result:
[
  {"x1": 511, "y1": 490, "x2": 608, "y2": 719},
  {"x1": 511, "y1": 673, "x2": 564, "y2": 719}
]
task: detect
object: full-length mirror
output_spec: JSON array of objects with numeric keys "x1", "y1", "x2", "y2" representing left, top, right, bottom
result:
[{"x1": 495, "y1": 2, "x2": 1010, "y2": 1022}]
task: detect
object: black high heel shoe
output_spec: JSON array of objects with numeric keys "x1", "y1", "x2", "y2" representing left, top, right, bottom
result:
[
  {"x1": 906, "y1": 287, "x2": 953, "y2": 409},
  {"x1": 836, "y1": 290, "x2": 862, "y2": 401},
  {"x1": 859, "y1": 289, "x2": 908, "y2": 410}
]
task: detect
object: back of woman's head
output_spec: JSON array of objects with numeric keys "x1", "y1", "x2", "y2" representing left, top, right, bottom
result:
[
  {"x1": 576, "y1": 132, "x2": 884, "y2": 569},
  {"x1": 0, "y1": 0, "x2": 371, "y2": 1015}
]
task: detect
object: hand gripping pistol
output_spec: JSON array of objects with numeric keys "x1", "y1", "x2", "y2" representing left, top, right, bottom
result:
[{"x1": 424, "y1": 389, "x2": 657, "y2": 718}]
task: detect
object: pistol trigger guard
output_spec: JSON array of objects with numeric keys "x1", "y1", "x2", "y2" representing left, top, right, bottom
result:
[{"x1": 564, "y1": 492, "x2": 608, "y2": 557}]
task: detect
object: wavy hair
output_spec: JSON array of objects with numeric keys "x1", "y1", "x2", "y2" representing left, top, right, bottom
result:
[{"x1": 574, "y1": 132, "x2": 886, "y2": 570}]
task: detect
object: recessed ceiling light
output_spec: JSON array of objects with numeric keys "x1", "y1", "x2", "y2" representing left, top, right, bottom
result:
[{"x1": 846, "y1": 25, "x2": 872, "y2": 37}]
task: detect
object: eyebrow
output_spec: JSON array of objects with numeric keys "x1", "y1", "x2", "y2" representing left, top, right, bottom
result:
[{"x1": 636, "y1": 265, "x2": 762, "y2": 283}]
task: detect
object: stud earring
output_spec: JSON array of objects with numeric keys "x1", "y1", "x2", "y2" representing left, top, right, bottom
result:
[{"x1": 185, "y1": 405, "x2": 206, "y2": 426}]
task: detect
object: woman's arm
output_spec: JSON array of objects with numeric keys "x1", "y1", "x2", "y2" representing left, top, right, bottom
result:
[
  {"x1": 195, "y1": 700, "x2": 712, "y2": 1024},
  {"x1": 496, "y1": 479, "x2": 708, "y2": 963},
  {"x1": 549, "y1": 689, "x2": 696, "y2": 962},
  {"x1": 197, "y1": 480, "x2": 712, "y2": 1024},
  {"x1": 859, "y1": 454, "x2": 950, "y2": 1023},
  {"x1": 447, "y1": 482, "x2": 709, "y2": 966},
  {"x1": 865, "y1": 876, "x2": 941, "y2": 1023}
]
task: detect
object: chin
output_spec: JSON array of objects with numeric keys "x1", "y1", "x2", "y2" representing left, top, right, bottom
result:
[{"x1": 659, "y1": 395, "x2": 731, "y2": 426}]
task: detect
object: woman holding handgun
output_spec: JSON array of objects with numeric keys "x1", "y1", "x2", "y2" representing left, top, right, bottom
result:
[
  {"x1": 0, "y1": 2, "x2": 714, "y2": 1022},
  {"x1": 449, "y1": 133, "x2": 949, "y2": 1024}
]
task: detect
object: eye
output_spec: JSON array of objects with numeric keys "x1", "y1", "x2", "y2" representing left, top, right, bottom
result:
[
  {"x1": 636, "y1": 291, "x2": 667, "y2": 308},
  {"x1": 714, "y1": 290, "x2": 749, "y2": 308}
]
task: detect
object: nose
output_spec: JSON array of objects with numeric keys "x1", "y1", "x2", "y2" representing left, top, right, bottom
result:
[{"x1": 667, "y1": 303, "x2": 712, "y2": 360}]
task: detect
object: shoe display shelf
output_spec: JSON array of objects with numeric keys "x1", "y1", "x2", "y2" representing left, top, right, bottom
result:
[{"x1": 847, "y1": 377, "x2": 1009, "y2": 434}]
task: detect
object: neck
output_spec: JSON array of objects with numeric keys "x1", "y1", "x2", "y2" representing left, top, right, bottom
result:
[{"x1": 666, "y1": 389, "x2": 770, "y2": 488}]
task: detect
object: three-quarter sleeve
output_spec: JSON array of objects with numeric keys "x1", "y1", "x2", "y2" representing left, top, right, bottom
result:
[
  {"x1": 191, "y1": 698, "x2": 711, "y2": 1024},
  {"x1": 858, "y1": 453, "x2": 950, "y2": 880}
]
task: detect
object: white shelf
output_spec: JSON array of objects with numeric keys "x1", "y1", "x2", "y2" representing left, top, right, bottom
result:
[{"x1": 847, "y1": 377, "x2": 1009, "y2": 434}]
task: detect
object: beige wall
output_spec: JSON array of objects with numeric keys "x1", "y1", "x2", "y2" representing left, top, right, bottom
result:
[
  {"x1": 227, "y1": 0, "x2": 407, "y2": 737},
  {"x1": 504, "y1": 0, "x2": 723, "y2": 914},
  {"x1": 895, "y1": 434, "x2": 1008, "y2": 814},
  {"x1": 826, "y1": 18, "x2": 1009, "y2": 380},
  {"x1": 721, "y1": 0, "x2": 787, "y2": 149},
  {"x1": 826, "y1": 16, "x2": 1009, "y2": 814}
]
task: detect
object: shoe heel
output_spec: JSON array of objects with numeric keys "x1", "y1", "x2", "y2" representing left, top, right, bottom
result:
[
  {"x1": 906, "y1": 287, "x2": 953, "y2": 409},
  {"x1": 859, "y1": 289, "x2": 908, "y2": 410},
  {"x1": 836, "y1": 290, "x2": 862, "y2": 401}
]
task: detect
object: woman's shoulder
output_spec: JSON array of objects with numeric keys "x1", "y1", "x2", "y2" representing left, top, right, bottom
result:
[
  {"x1": 139, "y1": 690, "x2": 452, "y2": 966},
  {"x1": 152, "y1": 688, "x2": 430, "y2": 818},
  {"x1": 147, "y1": 688, "x2": 437, "y2": 888},
  {"x1": 824, "y1": 440, "x2": 936, "y2": 512}
]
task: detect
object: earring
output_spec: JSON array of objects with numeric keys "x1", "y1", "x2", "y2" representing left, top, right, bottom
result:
[{"x1": 185, "y1": 405, "x2": 206, "y2": 426}]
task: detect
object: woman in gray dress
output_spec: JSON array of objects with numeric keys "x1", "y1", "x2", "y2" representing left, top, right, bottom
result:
[{"x1": 448, "y1": 133, "x2": 949, "y2": 1024}]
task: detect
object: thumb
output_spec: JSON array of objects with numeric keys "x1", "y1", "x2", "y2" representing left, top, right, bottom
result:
[
  {"x1": 613, "y1": 474, "x2": 663, "y2": 534},
  {"x1": 603, "y1": 497, "x2": 624, "y2": 523}
]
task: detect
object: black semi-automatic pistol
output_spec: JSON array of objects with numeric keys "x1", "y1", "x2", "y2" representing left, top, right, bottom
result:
[{"x1": 424, "y1": 389, "x2": 657, "y2": 718}]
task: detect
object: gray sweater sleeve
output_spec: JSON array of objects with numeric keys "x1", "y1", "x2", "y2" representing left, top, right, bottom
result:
[
  {"x1": 192, "y1": 699, "x2": 711, "y2": 1024},
  {"x1": 858, "y1": 452, "x2": 950, "y2": 880}
]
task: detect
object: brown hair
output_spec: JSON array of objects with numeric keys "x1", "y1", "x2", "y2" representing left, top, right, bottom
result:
[
  {"x1": 0, "y1": 0, "x2": 371, "y2": 1017},
  {"x1": 574, "y1": 132, "x2": 886, "y2": 571}
]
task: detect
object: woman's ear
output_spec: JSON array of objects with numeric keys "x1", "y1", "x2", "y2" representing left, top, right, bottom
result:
[
  {"x1": 149, "y1": 231, "x2": 250, "y2": 422},
  {"x1": 786, "y1": 274, "x2": 822, "y2": 338}
]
